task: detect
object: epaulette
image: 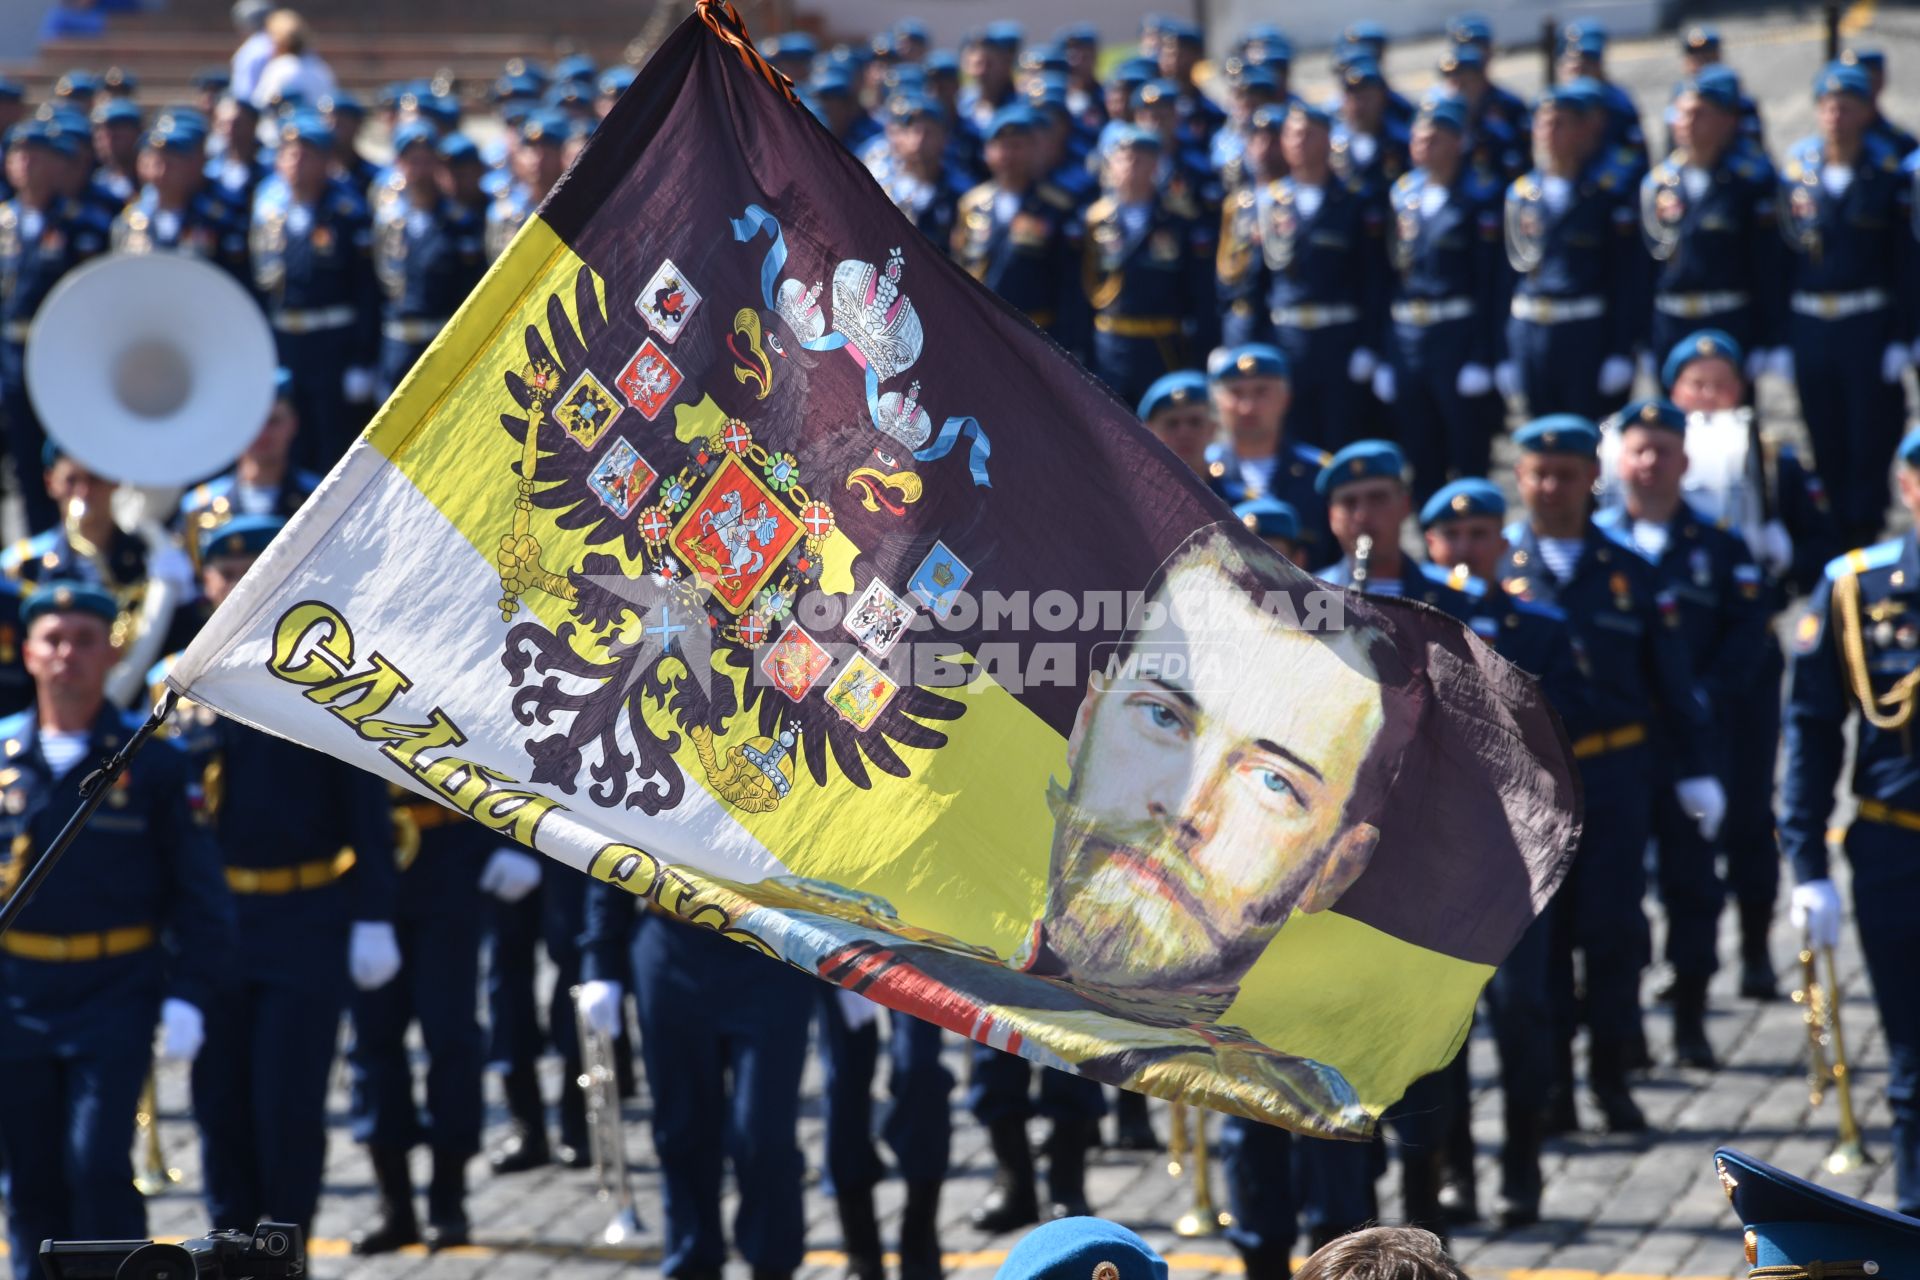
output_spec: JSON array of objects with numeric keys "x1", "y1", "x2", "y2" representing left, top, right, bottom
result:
[
  {"x1": 1593, "y1": 518, "x2": 1656, "y2": 563},
  {"x1": 1234, "y1": 187, "x2": 1257, "y2": 210},
  {"x1": 1390, "y1": 171, "x2": 1416, "y2": 199},
  {"x1": 1293, "y1": 442, "x2": 1332, "y2": 468},
  {"x1": 1512, "y1": 176, "x2": 1539, "y2": 200},
  {"x1": 0, "y1": 712, "x2": 28, "y2": 756},
  {"x1": 1425, "y1": 563, "x2": 1485, "y2": 596},
  {"x1": 1037, "y1": 182, "x2": 1075, "y2": 211},
  {"x1": 1825, "y1": 539, "x2": 1905, "y2": 581},
  {"x1": 1513, "y1": 595, "x2": 1567, "y2": 622}
]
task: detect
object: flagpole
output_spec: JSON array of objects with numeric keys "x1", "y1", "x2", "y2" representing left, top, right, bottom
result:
[{"x1": 0, "y1": 690, "x2": 177, "y2": 937}]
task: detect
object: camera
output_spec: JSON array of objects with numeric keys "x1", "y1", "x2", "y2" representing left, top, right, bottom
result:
[{"x1": 37, "y1": 1223, "x2": 304, "y2": 1280}]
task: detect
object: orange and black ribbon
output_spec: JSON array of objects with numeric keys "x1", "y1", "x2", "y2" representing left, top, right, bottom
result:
[{"x1": 696, "y1": 0, "x2": 798, "y2": 106}]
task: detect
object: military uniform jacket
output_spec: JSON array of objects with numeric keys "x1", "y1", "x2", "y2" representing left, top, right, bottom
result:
[
  {"x1": 1470, "y1": 85, "x2": 1532, "y2": 183},
  {"x1": 0, "y1": 705, "x2": 234, "y2": 1058},
  {"x1": 252, "y1": 174, "x2": 381, "y2": 365},
  {"x1": 874, "y1": 158, "x2": 971, "y2": 254},
  {"x1": 1081, "y1": 192, "x2": 1219, "y2": 350},
  {"x1": 1775, "y1": 443, "x2": 1841, "y2": 598},
  {"x1": 1782, "y1": 535, "x2": 1920, "y2": 880},
  {"x1": 485, "y1": 183, "x2": 535, "y2": 263},
  {"x1": 1332, "y1": 123, "x2": 1411, "y2": 206},
  {"x1": 1505, "y1": 158, "x2": 1645, "y2": 354},
  {"x1": 1642, "y1": 145, "x2": 1787, "y2": 347},
  {"x1": 1594, "y1": 501, "x2": 1769, "y2": 722},
  {"x1": 176, "y1": 467, "x2": 323, "y2": 535},
  {"x1": 1220, "y1": 175, "x2": 1387, "y2": 350},
  {"x1": 1599, "y1": 80, "x2": 1649, "y2": 176},
  {"x1": 1203, "y1": 439, "x2": 1335, "y2": 569},
  {"x1": 0, "y1": 581, "x2": 29, "y2": 719},
  {"x1": 1782, "y1": 134, "x2": 1916, "y2": 342},
  {"x1": 111, "y1": 185, "x2": 250, "y2": 286},
  {"x1": 0, "y1": 195, "x2": 106, "y2": 339},
  {"x1": 206, "y1": 152, "x2": 271, "y2": 213},
  {"x1": 1500, "y1": 519, "x2": 1711, "y2": 776},
  {"x1": 953, "y1": 179, "x2": 1088, "y2": 356},
  {"x1": 1458, "y1": 572, "x2": 1592, "y2": 738},
  {"x1": 377, "y1": 194, "x2": 487, "y2": 321},
  {"x1": 2, "y1": 525, "x2": 149, "y2": 591},
  {"x1": 1316, "y1": 558, "x2": 1479, "y2": 623},
  {"x1": 1387, "y1": 163, "x2": 1510, "y2": 366}
]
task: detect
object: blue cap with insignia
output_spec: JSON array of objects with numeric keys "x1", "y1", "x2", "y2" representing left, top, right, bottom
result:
[
  {"x1": 1020, "y1": 44, "x2": 1071, "y2": 76},
  {"x1": 1440, "y1": 43, "x2": 1487, "y2": 73},
  {"x1": 1419, "y1": 94, "x2": 1468, "y2": 132},
  {"x1": 7, "y1": 119, "x2": 75, "y2": 156},
  {"x1": 1208, "y1": 343, "x2": 1289, "y2": 383},
  {"x1": 1343, "y1": 55, "x2": 1386, "y2": 89},
  {"x1": 1686, "y1": 66, "x2": 1743, "y2": 110},
  {"x1": 1250, "y1": 103, "x2": 1288, "y2": 131},
  {"x1": 1618, "y1": 398, "x2": 1688, "y2": 435},
  {"x1": 519, "y1": 109, "x2": 567, "y2": 146},
  {"x1": 391, "y1": 120, "x2": 437, "y2": 154},
  {"x1": 144, "y1": 114, "x2": 206, "y2": 153},
  {"x1": 1057, "y1": 23, "x2": 1097, "y2": 46},
  {"x1": 1236, "y1": 496, "x2": 1300, "y2": 542},
  {"x1": 1562, "y1": 18, "x2": 1606, "y2": 53},
  {"x1": 22, "y1": 580, "x2": 117, "y2": 628},
  {"x1": 984, "y1": 105, "x2": 1037, "y2": 139},
  {"x1": 1138, "y1": 370, "x2": 1210, "y2": 419},
  {"x1": 1843, "y1": 47, "x2": 1887, "y2": 72},
  {"x1": 981, "y1": 21, "x2": 1024, "y2": 49},
  {"x1": 809, "y1": 69, "x2": 853, "y2": 100},
  {"x1": 598, "y1": 66, "x2": 636, "y2": 97},
  {"x1": 1288, "y1": 100, "x2": 1333, "y2": 129},
  {"x1": 925, "y1": 50, "x2": 960, "y2": 76},
  {"x1": 318, "y1": 90, "x2": 364, "y2": 117},
  {"x1": 553, "y1": 53, "x2": 597, "y2": 84},
  {"x1": 1898, "y1": 425, "x2": 1920, "y2": 468},
  {"x1": 1421, "y1": 477, "x2": 1507, "y2": 528},
  {"x1": 496, "y1": 72, "x2": 542, "y2": 102},
  {"x1": 545, "y1": 80, "x2": 592, "y2": 109},
  {"x1": 54, "y1": 69, "x2": 100, "y2": 99},
  {"x1": 1165, "y1": 19, "x2": 1203, "y2": 47},
  {"x1": 1682, "y1": 25, "x2": 1720, "y2": 53},
  {"x1": 1316, "y1": 439, "x2": 1408, "y2": 496},
  {"x1": 278, "y1": 111, "x2": 333, "y2": 148},
  {"x1": 1515, "y1": 414, "x2": 1601, "y2": 457},
  {"x1": 199, "y1": 514, "x2": 286, "y2": 565},
  {"x1": 1714, "y1": 1147, "x2": 1920, "y2": 1276},
  {"x1": 888, "y1": 92, "x2": 944, "y2": 125},
  {"x1": 192, "y1": 66, "x2": 230, "y2": 92},
  {"x1": 1113, "y1": 56, "x2": 1158, "y2": 88},
  {"x1": 1450, "y1": 14, "x2": 1494, "y2": 45},
  {"x1": 1662, "y1": 328, "x2": 1743, "y2": 391},
  {"x1": 895, "y1": 18, "x2": 931, "y2": 42},
  {"x1": 412, "y1": 92, "x2": 460, "y2": 126},
  {"x1": 1344, "y1": 20, "x2": 1388, "y2": 50},
  {"x1": 993, "y1": 1218, "x2": 1169, "y2": 1280},
  {"x1": 1133, "y1": 78, "x2": 1178, "y2": 109},
  {"x1": 91, "y1": 98, "x2": 141, "y2": 127},
  {"x1": 439, "y1": 131, "x2": 481, "y2": 163},
  {"x1": 1816, "y1": 60, "x2": 1872, "y2": 100},
  {"x1": 1104, "y1": 122, "x2": 1161, "y2": 154}
]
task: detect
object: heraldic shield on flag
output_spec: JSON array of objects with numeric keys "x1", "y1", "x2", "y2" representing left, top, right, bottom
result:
[{"x1": 167, "y1": 2, "x2": 1580, "y2": 1138}]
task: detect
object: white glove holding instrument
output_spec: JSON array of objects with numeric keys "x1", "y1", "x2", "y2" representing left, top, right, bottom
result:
[
  {"x1": 349, "y1": 920, "x2": 401, "y2": 991},
  {"x1": 342, "y1": 366, "x2": 378, "y2": 403},
  {"x1": 158, "y1": 998, "x2": 204, "y2": 1061},
  {"x1": 1675, "y1": 775, "x2": 1727, "y2": 842},
  {"x1": 1598, "y1": 355, "x2": 1635, "y2": 396},
  {"x1": 1790, "y1": 878, "x2": 1843, "y2": 949},
  {"x1": 479, "y1": 847, "x2": 543, "y2": 902},
  {"x1": 577, "y1": 979, "x2": 623, "y2": 1037}
]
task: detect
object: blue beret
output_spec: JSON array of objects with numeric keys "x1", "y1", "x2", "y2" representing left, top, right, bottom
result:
[
  {"x1": 1515, "y1": 414, "x2": 1601, "y2": 457},
  {"x1": 553, "y1": 53, "x2": 597, "y2": 84},
  {"x1": 599, "y1": 66, "x2": 637, "y2": 96},
  {"x1": 1208, "y1": 343, "x2": 1289, "y2": 382},
  {"x1": 144, "y1": 116, "x2": 206, "y2": 152},
  {"x1": 519, "y1": 109, "x2": 568, "y2": 146},
  {"x1": 1138, "y1": 369, "x2": 1210, "y2": 419},
  {"x1": 985, "y1": 105, "x2": 1037, "y2": 139},
  {"x1": 1716, "y1": 1147, "x2": 1920, "y2": 1278},
  {"x1": 391, "y1": 120, "x2": 437, "y2": 154},
  {"x1": 994, "y1": 1218, "x2": 1169, "y2": 1280},
  {"x1": 496, "y1": 72, "x2": 542, "y2": 102},
  {"x1": 1449, "y1": 14, "x2": 1494, "y2": 44},
  {"x1": 1114, "y1": 57, "x2": 1158, "y2": 86},
  {"x1": 1899, "y1": 426, "x2": 1920, "y2": 468},
  {"x1": 1057, "y1": 23, "x2": 1097, "y2": 46},
  {"x1": 770, "y1": 33, "x2": 816, "y2": 61},
  {"x1": 1342, "y1": 56, "x2": 1385, "y2": 89},
  {"x1": 1104, "y1": 122, "x2": 1161, "y2": 154},
  {"x1": 1816, "y1": 61, "x2": 1872, "y2": 100},
  {"x1": 1686, "y1": 67, "x2": 1743, "y2": 110},
  {"x1": 1421, "y1": 477, "x2": 1507, "y2": 528},
  {"x1": 1419, "y1": 94, "x2": 1468, "y2": 133},
  {"x1": 8, "y1": 120, "x2": 75, "y2": 156},
  {"x1": 1249, "y1": 103, "x2": 1288, "y2": 131},
  {"x1": 1562, "y1": 18, "x2": 1606, "y2": 49},
  {"x1": 1567, "y1": 29, "x2": 1607, "y2": 57},
  {"x1": 91, "y1": 98, "x2": 141, "y2": 127},
  {"x1": 499, "y1": 58, "x2": 546, "y2": 85},
  {"x1": 1238, "y1": 66, "x2": 1279, "y2": 94},
  {"x1": 41, "y1": 105, "x2": 91, "y2": 140},
  {"x1": 1026, "y1": 79, "x2": 1071, "y2": 114},
  {"x1": 1243, "y1": 22, "x2": 1288, "y2": 46},
  {"x1": 1618, "y1": 398, "x2": 1688, "y2": 434},
  {"x1": 1662, "y1": 329, "x2": 1743, "y2": 390},
  {"x1": 200, "y1": 514, "x2": 285, "y2": 564},
  {"x1": 809, "y1": 70, "x2": 853, "y2": 100},
  {"x1": 1538, "y1": 79, "x2": 1597, "y2": 112},
  {"x1": 1440, "y1": 43, "x2": 1486, "y2": 72},
  {"x1": 500, "y1": 100, "x2": 532, "y2": 127},
  {"x1": 22, "y1": 580, "x2": 117, "y2": 628},
  {"x1": 1020, "y1": 45, "x2": 1070, "y2": 75},
  {"x1": 895, "y1": 19, "x2": 930, "y2": 42},
  {"x1": 318, "y1": 91, "x2": 364, "y2": 117},
  {"x1": 545, "y1": 80, "x2": 591, "y2": 108},
  {"x1": 1165, "y1": 20, "x2": 1203, "y2": 47},
  {"x1": 278, "y1": 112, "x2": 334, "y2": 148},
  {"x1": 1317, "y1": 439, "x2": 1407, "y2": 496},
  {"x1": 1344, "y1": 21, "x2": 1388, "y2": 49},
  {"x1": 1133, "y1": 78, "x2": 1179, "y2": 109},
  {"x1": 925, "y1": 51, "x2": 960, "y2": 76},
  {"x1": 54, "y1": 69, "x2": 100, "y2": 98},
  {"x1": 1682, "y1": 25, "x2": 1721, "y2": 53},
  {"x1": 413, "y1": 93, "x2": 460, "y2": 124},
  {"x1": 887, "y1": 92, "x2": 944, "y2": 125},
  {"x1": 1236, "y1": 496, "x2": 1300, "y2": 541},
  {"x1": 826, "y1": 43, "x2": 872, "y2": 71},
  {"x1": 438, "y1": 131, "x2": 481, "y2": 163},
  {"x1": 981, "y1": 21, "x2": 1024, "y2": 49},
  {"x1": 1289, "y1": 101, "x2": 1333, "y2": 129},
  {"x1": 1843, "y1": 47, "x2": 1887, "y2": 72},
  {"x1": 191, "y1": 67, "x2": 230, "y2": 92}
]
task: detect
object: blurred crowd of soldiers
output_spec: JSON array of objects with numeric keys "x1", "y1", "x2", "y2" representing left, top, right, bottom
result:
[{"x1": 3, "y1": 8, "x2": 1920, "y2": 1280}]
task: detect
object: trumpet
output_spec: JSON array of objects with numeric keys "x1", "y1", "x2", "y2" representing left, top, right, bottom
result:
[
  {"x1": 1165, "y1": 1102, "x2": 1232, "y2": 1238},
  {"x1": 133, "y1": 1073, "x2": 181, "y2": 1195},
  {"x1": 571, "y1": 984, "x2": 644, "y2": 1245},
  {"x1": 1793, "y1": 936, "x2": 1869, "y2": 1174}
]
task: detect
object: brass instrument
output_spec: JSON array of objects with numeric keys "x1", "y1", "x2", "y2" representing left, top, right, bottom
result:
[
  {"x1": 571, "y1": 984, "x2": 643, "y2": 1245},
  {"x1": 1165, "y1": 1101, "x2": 1232, "y2": 1237},
  {"x1": 1793, "y1": 935, "x2": 1870, "y2": 1174},
  {"x1": 133, "y1": 1073, "x2": 181, "y2": 1195},
  {"x1": 1351, "y1": 533, "x2": 1374, "y2": 592}
]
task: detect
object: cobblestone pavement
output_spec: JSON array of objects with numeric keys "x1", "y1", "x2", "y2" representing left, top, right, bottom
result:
[{"x1": 8, "y1": 4, "x2": 1920, "y2": 1277}]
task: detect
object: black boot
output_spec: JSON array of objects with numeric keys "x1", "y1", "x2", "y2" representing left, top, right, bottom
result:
[
  {"x1": 970, "y1": 1119, "x2": 1040, "y2": 1232},
  {"x1": 488, "y1": 1064, "x2": 552, "y2": 1174},
  {"x1": 836, "y1": 1184, "x2": 884, "y2": 1280},
  {"x1": 1543, "y1": 1042, "x2": 1579, "y2": 1137},
  {"x1": 1588, "y1": 1046, "x2": 1647, "y2": 1134},
  {"x1": 1112, "y1": 1091, "x2": 1159, "y2": 1151},
  {"x1": 555, "y1": 1067, "x2": 590, "y2": 1168},
  {"x1": 1669, "y1": 975, "x2": 1717, "y2": 1069},
  {"x1": 1043, "y1": 1117, "x2": 1092, "y2": 1220},
  {"x1": 899, "y1": 1178, "x2": 944, "y2": 1280},
  {"x1": 1739, "y1": 901, "x2": 1780, "y2": 1000},
  {"x1": 751, "y1": 1271, "x2": 795, "y2": 1280},
  {"x1": 1494, "y1": 1104, "x2": 1543, "y2": 1228},
  {"x1": 423, "y1": 1148, "x2": 471, "y2": 1251},
  {"x1": 351, "y1": 1145, "x2": 421, "y2": 1254},
  {"x1": 1400, "y1": 1147, "x2": 1449, "y2": 1242},
  {"x1": 1437, "y1": 1080, "x2": 1478, "y2": 1225},
  {"x1": 1237, "y1": 1246, "x2": 1292, "y2": 1280}
]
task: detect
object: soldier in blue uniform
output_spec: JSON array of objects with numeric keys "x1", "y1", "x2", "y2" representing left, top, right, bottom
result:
[
  {"x1": 1592, "y1": 399, "x2": 1767, "y2": 1067},
  {"x1": 1235, "y1": 494, "x2": 1303, "y2": 561},
  {"x1": 320, "y1": 92, "x2": 380, "y2": 202},
  {"x1": 959, "y1": 23, "x2": 1023, "y2": 137},
  {"x1": 1129, "y1": 80, "x2": 1221, "y2": 231},
  {"x1": 252, "y1": 112, "x2": 379, "y2": 473},
  {"x1": 87, "y1": 97, "x2": 140, "y2": 209},
  {"x1": 146, "y1": 516, "x2": 400, "y2": 1234},
  {"x1": 871, "y1": 94, "x2": 970, "y2": 250},
  {"x1": 1422, "y1": 477, "x2": 1584, "y2": 1227},
  {"x1": 1641, "y1": 70, "x2": 1785, "y2": 371},
  {"x1": 0, "y1": 581, "x2": 232, "y2": 1280},
  {"x1": 1501, "y1": 84, "x2": 1642, "y2": 423},
  {"x1": 111, "y1": 112, "x2": 249, "y2": 286},
  {"x1": 1780, "y1": 63, "x2": 1917, "y2": 547},
  {"x1": 952, "y1": 107, "x2": 1086, "y2": 356},
  {"x1": 1331, "y1": 58, "x2": 1410, "y2": 203},
  {"x1": 578, "y1": 894, "x2": 818, "y2": 1280},
  {"x1": 206, "y1": 94, "x2": 269, "y2": 212},
  {"x1": 1154, "y1": 19, "x2": 1225, "y2": 143},
  {"x1": 486, "y1": 110, "x2": 565, "y2": 263},
  {"x1": 375, "y1": 123, "x2": 486, "y2": 396},
  {"x1": 1781, "y1": 426, "x2": 1920, "y2": 1215},
  {"x1": 0, "y1": 120, "x2": 106, "y2": 532},
  {"x1": 1439, "y1": 42, "x2": 1528, "y2": 183},
  {"x1": 1080, "y1": 124, "x2": 1216, "y2": 404},
  {"x1": 1558, "y1": 23, "x2": 1646, "y2": 172},
  {"x1": 1499, "y1": 416, "x2": 1716, "y2": 1133},
  {"x1": 1314, "y1": 440, "x2": 1480, "y2": 618},
  {"x1": 1842, "y1": 48, "x2": 1918, "y2": 157},
  {"x1": 1666, "y1": 30, "x2": 1766, "y2": 153},
  {"x1": 1380, "y1": 96, "x2": 1507, "y2": 500},
  {"x1": 1137, "y1": 368, "x2": 1213, "y2": 477},
  {"x1": 177, "y1": 371, "x2": 320, "y2": 547},
  {"x1": 1202, "y1": 343, "x2": 1335, "y2": 569},
  {"x1": 1220, "y1": 104, "x2": 1385, "y2": 449}
]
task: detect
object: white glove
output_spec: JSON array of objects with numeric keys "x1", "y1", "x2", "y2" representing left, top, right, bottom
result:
[
  {"x1": 1598, "y1": 354, "x2": 1635, "y2": 396},
  {"x1": 1883, "y1": 342, "x2": 1913, "y2": 385},
  {"x1": 348, "y1": 920, "x2": 402, "y2": 991},
  {"x1": 576, "y1": 979, "x2": 623, "y2": 1037},
  {"x1": 1371, "y1": 363, "x2": 1397, "y2": 403},
  {"x1": 158, "y1": 998, "x2": 204, "y2": 1062},
  {"x1": 342, "y1": 366, "x2": 377, "y2": 403},
  {"x1": 835, "y1": 987, "x2": 881, "y2": 1030},
  {"x1": 478, "y1": 847, "x2": 543, "y2": 902},
  {"x1": 1456, "y1": 362, "x2": 1493, "y2": 397},
  {"x1": 1759, "y1": 519, "x2": 1793, "y2": 577},
  {"x1": 1494, "y1": 359, "x2": 1521, "y2": 399},
  {"x1": 1790, "y1": 878, "x2": 1843, "y2": 949},
  {"x1": 1768, "y1": 347, "x2": 1795, "y2": 382},
  {"x1": 1347, "y1": 346, "x2": 1377, "y2": 383},
  {"x1": 1675, "y1": 775, "x2": 1727, "y2": 843}
]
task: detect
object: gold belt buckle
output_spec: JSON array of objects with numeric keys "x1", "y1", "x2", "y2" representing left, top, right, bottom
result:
[
  {"x1": 1820, "y1": 295, "x2": 1838, "y2": 319},
  {"x1": 1409, "y1": 300, "x2": 1430, "y2": 325},
  {"x1": 1536, "y1": 299, "x2": 1555, "y2": 323}
]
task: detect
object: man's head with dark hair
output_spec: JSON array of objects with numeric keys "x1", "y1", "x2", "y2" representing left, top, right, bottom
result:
[
  {"x1": 1295, "y1": 1227, "x2": 1467, "y2": 1280},
  {"x1": 1034, "y1": 526, "x2": 1426, "y2": 996}
]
